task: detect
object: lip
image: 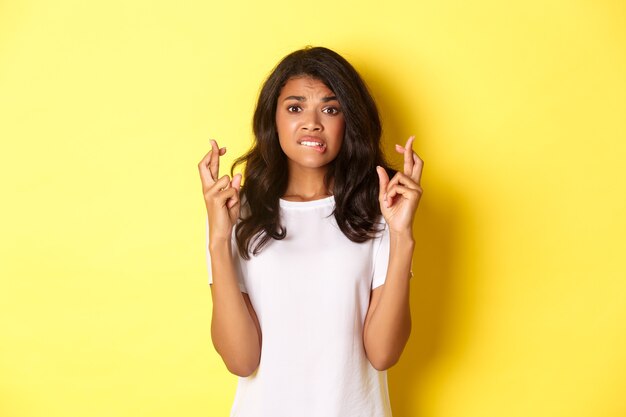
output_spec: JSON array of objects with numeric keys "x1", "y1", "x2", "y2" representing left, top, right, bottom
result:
[
  {"x1": 297, "y1": 136, "x2": 327, "y2": 153},
  {"x1": 297, "y1": 136, "x2": 326, "y2": 145}
]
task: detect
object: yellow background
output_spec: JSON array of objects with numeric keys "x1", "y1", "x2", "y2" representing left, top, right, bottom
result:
[{"x1": 1, "y1": 0, "x2": 625, "y2": 416}]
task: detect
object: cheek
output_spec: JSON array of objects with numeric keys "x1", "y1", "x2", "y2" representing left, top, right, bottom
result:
[
  {"x1": 332, "y1": 118, "x2": 346, "y2": 142},
  {"x1": 275, "y1": 115, "x2": 292, "y2": 153},
  {"x1": 276, "y1": 113, "x2": 296, "y2": 138}
]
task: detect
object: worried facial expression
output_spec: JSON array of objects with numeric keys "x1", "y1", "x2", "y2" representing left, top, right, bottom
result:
[{"x1": 275, "y1": 76, "x2": 345, "y2": 174}]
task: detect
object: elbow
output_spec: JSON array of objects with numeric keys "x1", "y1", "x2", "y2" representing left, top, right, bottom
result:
[
  {"x1": 225, "y1": 357, "x2": 260, "y2": 377},
  {"x1": 213, "y1": 340, "x2": 260, "y2": 377},
  {"x1": 226, "y1": 364, "x2": 258, "y2": 378},
  {"x1": 365, "y1": 327, "x2": 411, "y2": 371},
  {"x1": 368, "y1": 352, "x2": 399, "y2": 371}
]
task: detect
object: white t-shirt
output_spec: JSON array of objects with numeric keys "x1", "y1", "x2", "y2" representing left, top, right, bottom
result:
[{"x1": 206, "y1": 195, "x2": 393, "y2": 417}]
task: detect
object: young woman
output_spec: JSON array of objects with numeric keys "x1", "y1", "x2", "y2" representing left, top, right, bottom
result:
[{"x1": 198, "y1": 46, "x2": 423, "y2": 417}]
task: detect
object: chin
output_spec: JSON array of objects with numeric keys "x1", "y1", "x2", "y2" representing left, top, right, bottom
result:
[{"x1": 289, "y1": 158, "x2": 334, "y2": 171}]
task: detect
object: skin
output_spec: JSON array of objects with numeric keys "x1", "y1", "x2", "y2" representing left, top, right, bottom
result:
[
  {"x1": 198, "y1": 76, "x2": 424, "y2": 375},
  {"x1": 365, "y1": 134, "x2": 423, "y2": 370},
  {"x1": 199, "y1": 139, "x2": 260, "y2": 377},
  {"x1": 276, "y1": 76, "x2": 345, "y2": 200}
]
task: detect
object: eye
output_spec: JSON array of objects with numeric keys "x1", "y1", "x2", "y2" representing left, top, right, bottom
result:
[
  {"x1": 287, "y1": 105, "x2": 302, "y2": 113},
  {"x1": 322, "y1": 106, "x2": 341, "y2": 115}
]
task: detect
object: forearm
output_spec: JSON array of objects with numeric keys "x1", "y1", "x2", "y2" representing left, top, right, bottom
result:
[
  {"x1": 364, "y1": 233, "x2": 413, "y2": 370},
  {"x1": 209, "y1": 241, "x2": 261, "y2": 377}
]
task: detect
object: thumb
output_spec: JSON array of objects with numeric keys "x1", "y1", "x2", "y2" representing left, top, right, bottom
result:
[
  {"x1": 376, "y1": 166, "x2": 389, "y2": 202},
  {"x1": 226, "y1": 174, "x2": 242, "y2": 209},
  {"x1": 231, "y1": 173, "x2": 242, "y2": 191}
]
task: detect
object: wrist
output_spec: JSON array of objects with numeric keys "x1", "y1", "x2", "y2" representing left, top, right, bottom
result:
[
  {"x1": 209, "y1": 238, "x2": 232, "y2": 255},
  {"x1": 389, "y1": 229, "x2": 415, "y2": 246}
]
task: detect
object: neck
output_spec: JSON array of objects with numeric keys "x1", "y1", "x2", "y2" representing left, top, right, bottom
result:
[{"x1": 282, "y1": 165, "x2": 333, "y2": 202}]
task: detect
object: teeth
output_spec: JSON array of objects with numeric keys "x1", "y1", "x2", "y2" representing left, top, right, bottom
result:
[{"x1": 301, "y1": 141, "x2": 324, "y2": 147}]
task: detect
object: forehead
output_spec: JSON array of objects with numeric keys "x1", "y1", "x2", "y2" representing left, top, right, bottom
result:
[{"x1": 278, "y1": 76, "x2": 334, "y2": 97}]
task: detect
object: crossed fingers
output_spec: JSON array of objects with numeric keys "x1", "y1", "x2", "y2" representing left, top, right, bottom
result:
[
  {"x1": 393, "y1": 135, "x2": 424, "y2": 188},
  {"x1": 198, "y1": 139, "x2": 227, "y2": 190}
]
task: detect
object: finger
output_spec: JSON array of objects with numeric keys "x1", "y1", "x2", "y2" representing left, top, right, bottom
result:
[
  {"x1": 226, "y1": 187, "x2": 240, "y2": 209},
  {"x1": 376, "y1": 166, "x2": 390, "y2": 206},
  {"x1": 208, "y1": 174, "x2": 231, "y2": 195},
  {"x1": 411, "y1": 153, "x2": 424, "y2": 185},
  {"x1": 395, "y1": 138, "x2": 421, "y2": 180},
  {"x1": 198, "y1": 154, "x2": 215, "y2": 187},
  {"x1": 403, "y1": 136, "x2": 415, "y2": 176},
  {"x1": 218, "y1": 186, "x2": 238, "y2": 207},
  {"x1": 227, "y1": 194, "x2": 239, "y2": 209},
  {"x1": 386, "y1": 184, "x2": 420, "y2": 206},
  {"x1": 394, "y1": 135, "x2": 414, "y2": 152},
  {"x1": 209, "y1": 139, "x2": 220, "y2": 181},
  {"x1": 231, "y1": 173, "x2": 242, "y2": 191},
  {"x1": 199, "y1": 144, "x2": 228, "y2": 181},
  {"x1": 226, "y1": 196, "x2": 239, "y2": 210},
  {"x1": 226, "y1": 174, "x2": 242, "y2": 209},
  {"x1": 386, "y1": 171, "x2": 420, "y2": 192}
]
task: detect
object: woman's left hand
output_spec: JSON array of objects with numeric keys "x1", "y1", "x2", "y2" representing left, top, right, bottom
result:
[{"x1": 376, "y1": 135, "x2": 424, "y2": 235}]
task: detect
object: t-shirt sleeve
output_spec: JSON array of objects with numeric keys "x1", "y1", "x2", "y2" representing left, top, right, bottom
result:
[
  {"x1": 205, "y1": 216, "x2": 247, "y2": 293},
  {"x1": 371, "y1": 217, "x2": 414, "y2": 290}
]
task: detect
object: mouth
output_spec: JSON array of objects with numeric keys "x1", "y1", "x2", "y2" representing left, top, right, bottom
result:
[{"x1": 298, "y1": 137, "x2": 327, "y2": 153}]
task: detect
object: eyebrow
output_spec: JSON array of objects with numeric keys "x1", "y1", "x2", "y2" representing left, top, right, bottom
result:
[{"x1": 282, "y1": 95, "x2": 338, "y2": 102}]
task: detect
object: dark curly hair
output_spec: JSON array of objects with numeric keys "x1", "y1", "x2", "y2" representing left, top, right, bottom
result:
[{"x1": 231, "y1": 46, "x2": 394, "y2": 259}]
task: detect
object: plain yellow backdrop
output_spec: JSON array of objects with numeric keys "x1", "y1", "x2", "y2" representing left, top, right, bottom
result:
[{"x1": 1, "y1": 0, "x2": 625, "y2": 416}]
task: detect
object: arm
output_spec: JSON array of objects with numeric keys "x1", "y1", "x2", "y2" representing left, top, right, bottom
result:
[
  {"x1": 199, "y1": 139, "x2": 262, "y2": 377},
  {"x1": 364, "y1": 135, "x2": 424, "y2": 371},
  {"x1": 209, "y1": 241, "x2": 262, "y2": 377},
  {"x1": 363, "y1": 232, "x2": 414, "y2": 371}
]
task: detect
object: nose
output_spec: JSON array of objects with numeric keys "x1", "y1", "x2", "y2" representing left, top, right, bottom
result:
[{"x1": 301, "y1": 110, "x2": 322, "y2": 132}]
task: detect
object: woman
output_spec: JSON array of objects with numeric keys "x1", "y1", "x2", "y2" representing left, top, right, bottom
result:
[{"x1": 199, "y1": 46, "x2": 423, "y2": 416}]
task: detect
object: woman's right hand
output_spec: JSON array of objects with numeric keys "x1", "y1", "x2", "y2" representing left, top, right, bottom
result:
[{"x1": 198, "y1": 139, "x2": 242, "y2": 245}]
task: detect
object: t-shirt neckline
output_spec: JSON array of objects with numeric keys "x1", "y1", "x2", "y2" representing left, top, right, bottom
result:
[{"x1": 279, "y1": 195, "x2": 335, "y2": 208}]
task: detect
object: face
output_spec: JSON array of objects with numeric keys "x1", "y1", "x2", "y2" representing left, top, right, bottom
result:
[{"x1": 275, "y1": 76, "x2": 345, "y2": 174}]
